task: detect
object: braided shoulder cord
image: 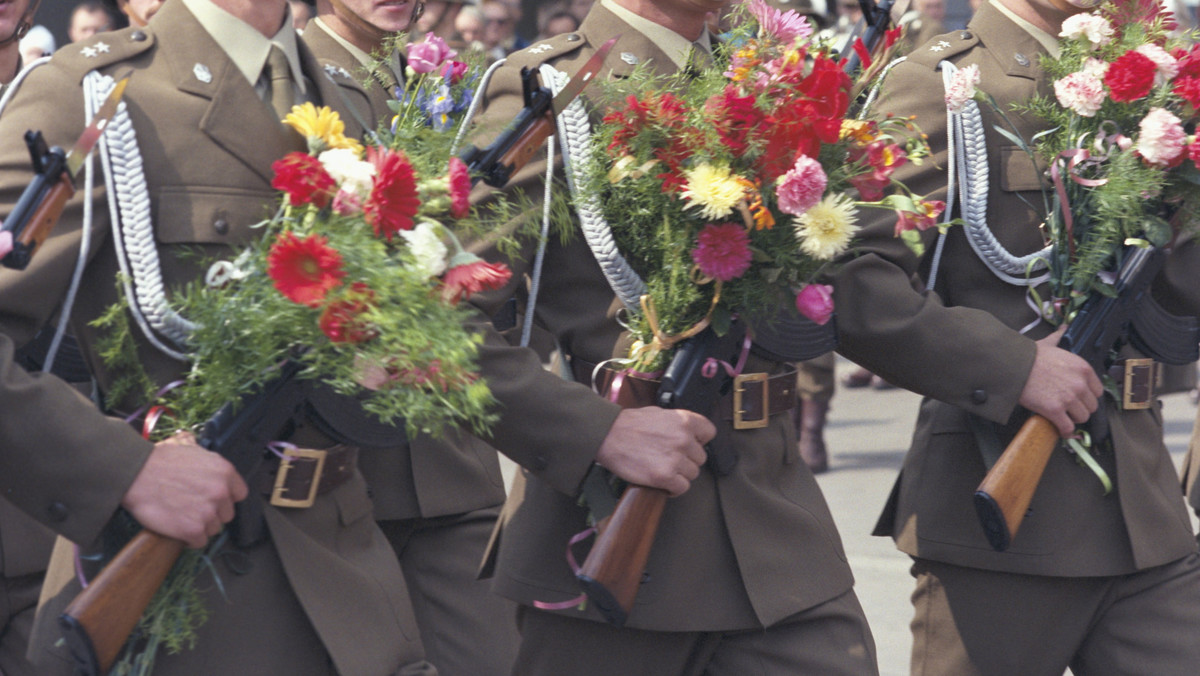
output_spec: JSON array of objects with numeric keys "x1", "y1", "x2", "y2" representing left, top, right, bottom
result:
[
  {"x1": 86, "y1": 71, "x2": 192, "y2": 361},
  {"x1": 543, "y1": 65, "x2": 646, "y2": 311}
]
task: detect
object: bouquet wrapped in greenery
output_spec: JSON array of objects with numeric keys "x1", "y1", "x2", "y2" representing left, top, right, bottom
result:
[
  {"x1": 986, "y1": 0, "x2": 1200, "y2": 323},
  {"x1": 167, "y1": 37, "x2": 507, "y2": 438},
  {"x1": 581, "y1": 0, "x2": 943, "y2": 372}
]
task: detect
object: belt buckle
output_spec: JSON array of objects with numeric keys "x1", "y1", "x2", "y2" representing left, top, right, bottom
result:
[
  {"x1": 271, "y1": 447, "x2": 327, "y2": 508},
  {"x1": 1122, "y1": 358, "x2": 1155, "y2": 410},
  {"x1": 733, "y1": 372, "x2": 769, "y2": 430}
]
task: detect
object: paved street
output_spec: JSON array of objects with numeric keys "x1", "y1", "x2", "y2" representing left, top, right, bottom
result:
[{"x1": 820, "y1": 357, "x2": 1200, "y2": 675}]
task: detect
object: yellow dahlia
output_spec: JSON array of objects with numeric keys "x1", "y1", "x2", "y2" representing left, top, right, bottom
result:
[
  {"x1": 285, "y1": 102, "x2": 364, "y2": 155},
  {"x1": 681, "y1": 164, "x2": 745, "y2": 221},
  {"x1": 795, "y1": 194, "x2": 859, "y2": 260}
]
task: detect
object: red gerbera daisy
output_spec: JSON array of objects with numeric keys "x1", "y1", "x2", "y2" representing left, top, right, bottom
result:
[
  {"x1": 267, "y1": 232, "x2": 346, "y2": 307},
  {"x1": 441, "y1": 255, "x2": 512, "y2": 304},
  {"x1": 363, "y1": 146, "x2": 421, "y2": 240}
]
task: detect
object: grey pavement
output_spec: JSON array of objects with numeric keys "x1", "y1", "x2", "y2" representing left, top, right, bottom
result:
[{"x1": 820, "y1": 357, "x2": 1200, "y2": 676}]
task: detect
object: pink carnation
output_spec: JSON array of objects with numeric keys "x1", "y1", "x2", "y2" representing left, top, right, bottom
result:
[
  {"x1": 1054, "y1": 68, "x2": 1107, "y2": 118},
  {"x1": 944, "y1": 64, "x2": 979, "y2": 114},
  {"x1": 795, "y1": 284, "x2": 834, "y2": 326},
  {"x1": 776, "y1": 155, "x2": 827, "y2": 216},
  {"x1": 1137, "y1": 107, "x2": 1186, "y2": 166},
  {"x1": 691, "y1": 223, "x2": 752, "y2": 281}
]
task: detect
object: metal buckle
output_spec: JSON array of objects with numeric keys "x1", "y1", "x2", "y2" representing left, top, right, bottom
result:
[
  {"x1": 1122, "y1": 358, "x2": 1155, "y2": 410},
  {"x1": 732, "y1": 372, "x2": 770, "y2": 430},
  {"x1": 270, "y1": 447, "x2": 327, "y2": 508}
]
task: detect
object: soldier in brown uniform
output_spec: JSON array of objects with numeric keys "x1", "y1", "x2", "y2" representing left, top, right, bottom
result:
[
  {"x1": 831, "y1": 0, "x2": 1200, "y2": 673},
  {"x1": 303, "y1": 1, "x2": 522, "y2": 673},
  {"x1": 0, "y1": 0, "x2": 437, "y2": 673},
  {"x1": 465, "y1": 0, "x2": 879, "y2": 673}
]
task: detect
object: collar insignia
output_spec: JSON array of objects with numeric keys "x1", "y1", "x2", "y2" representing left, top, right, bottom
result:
[
  {"x1": 620, "y1": 52, "x2": 638, "y2": 65},
  {"x1": 1014, "y1": 53, "x2": 1030, "y2": 67},
  {"x1": 193, "y1": 63, "x2": 212, "y2": 83}
]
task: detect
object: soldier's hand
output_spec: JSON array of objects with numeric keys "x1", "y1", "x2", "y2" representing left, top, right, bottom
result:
[
  {"x1": 120, "y1": 431, "x2": 249, "y2": 548},
  {"x1": 594, "y1": 407, "x2": 714, "y2": 497},
  {"x1": 1019, "y1": 326, "x2": 1103, "y2": 437}
]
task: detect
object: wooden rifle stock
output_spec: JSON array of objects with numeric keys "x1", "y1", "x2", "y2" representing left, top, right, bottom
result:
[
  {"x1": 576, "y1": 485, "x2": 669, "y2": 627},
  {"x1": 59, "y1": 531, "x2": 185, "y2": 676},
  {"x1": 974, "y1": 415, "x2": 1060, "y2": 552}
]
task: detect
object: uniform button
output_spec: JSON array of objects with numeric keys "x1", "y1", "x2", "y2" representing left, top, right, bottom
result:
[
  {"x1": 47, "y1": 501, "x2": 69, "y2": 522},
  {"x1": 532, "y1": 455, "x2": 549, "y2": 471},
  {"x1": 960, "y1": 31, "x2": 973, "y2": 40},
  {"x1": 566, "y1": 33, "x2": 581, "y2": 42},
  {"x1": 971, "y1": 389, "x2": 988, "y2": 405},
  {"x1": 213, "y1": 218, "x2": 229, "y2": 235},
  {"x1": 131, "y1": 30, "x2": 147, "y2": 42}
]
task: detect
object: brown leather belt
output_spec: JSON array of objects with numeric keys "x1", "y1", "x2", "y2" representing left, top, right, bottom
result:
[
  {"x1": 256, "y1": 444, "x2": 358, "y2": 508},
  {"x1": 572, "y1": 357, "x2": 797, "y2": 430},
  {"x1": 1107, "y1": 358, "x2": 1160, "y2": 410}
]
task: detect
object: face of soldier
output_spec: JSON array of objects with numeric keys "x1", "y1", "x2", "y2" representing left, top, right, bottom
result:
[
  {"x1": 119, "y1": 0, "x2": 165, "y2": 27},
  {"x1": 339, "y1": 0, "x2": 418, "y2": 33}
]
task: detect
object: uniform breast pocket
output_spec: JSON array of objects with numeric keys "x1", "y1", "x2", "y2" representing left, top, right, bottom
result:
[
  {"x1": 998, "y1": 145, "x2": 1048, "y2": 193},
  {"x1": 155, "y1": 186, "x2": 275, "y2": 247}
]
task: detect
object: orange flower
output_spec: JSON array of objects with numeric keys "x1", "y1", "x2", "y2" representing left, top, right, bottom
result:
[{"x1": 267, "y1": 232, "x2": 346, "y2": 307}]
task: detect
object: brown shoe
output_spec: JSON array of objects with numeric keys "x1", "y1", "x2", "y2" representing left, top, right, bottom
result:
[{"x1": 793, "y1": 398, "x2": 830, "y2": 474}]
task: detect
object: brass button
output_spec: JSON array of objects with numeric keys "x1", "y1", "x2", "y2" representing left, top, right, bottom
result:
[
  {"x1": 960, "y1": 31, "x2": 973, "y2": 40},
  {"x1": 566, "y1": 33, "x2": 581, "y2": 42}
]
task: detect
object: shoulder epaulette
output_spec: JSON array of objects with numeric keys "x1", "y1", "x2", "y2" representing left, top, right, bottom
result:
[
  {"x1": 505, "y1": 32, "x2": 587, "y2": 70},
  {"x1": 51, "y1": 26, "x2": 156, "y2": 82},
  {"x1": 905, "y1": 28, "x2": 979, "y2": 69}
]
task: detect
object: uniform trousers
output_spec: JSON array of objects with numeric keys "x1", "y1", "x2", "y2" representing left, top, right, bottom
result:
[
  {"x1": 795, "y1": 353, "x2": 836, "y2": 403},
  {"x1": 378, "y1": 505, "x2": 520, "y2": 676},
  {"x1": 0, "y1": 570, "x2": 40, "y2": 675},
  {"x1": 510, "y1": 588, "x2": 878, "y2": 676},
  {"x1": 910, "y1": 553, "x2": 1200, "y2": 676}
]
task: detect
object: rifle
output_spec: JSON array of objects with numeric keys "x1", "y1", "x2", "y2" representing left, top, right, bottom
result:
[
  {"x1": 973, "y1": 246, "x2": 1164, "y2": 552},
  {"x1": 58, "y1": 359, "x2": 308, "y2": 676},
  {"x1": 577, "y1": 321, "x2": 747, "y2": 627}
]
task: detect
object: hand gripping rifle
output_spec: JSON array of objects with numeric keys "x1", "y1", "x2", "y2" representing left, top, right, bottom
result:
[
  {"x1": 577, "y1": 321, "x2": 748, "y2": 627},
  {"x1": 973, "y1": 245, "x2": 1186, "y2": 552},
  {"x1": 58, "y1": 359, "x2": 308, "y2": 676}
]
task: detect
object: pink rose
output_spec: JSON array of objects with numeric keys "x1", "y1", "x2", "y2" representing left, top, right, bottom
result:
[
  {"x1": 407, "y1": 36, "x2": 457, "y2": 75},
  {"x1": 795, "y1": 284, "x2": 834, "y2": 326},
  {"x1": 776, "y1": 155, "x2": 827, "y2": 216},
  {"x1": 1137, "y1": 107, "x2": 1186, "y2": 166},
  {"x1": 441, "y1": 60, "x2": 469, "y2": 84}
]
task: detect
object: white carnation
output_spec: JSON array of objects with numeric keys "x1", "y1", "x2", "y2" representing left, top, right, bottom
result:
[
  {"x1": 400, "y1": 222, "x2": 448, "y2": 278},
  {"x1": 1060, "y1": 14, "x2": 1114, "y2": 47},
  {"x1": 319, "y1": 147, "x2": 375, "y2": 197}
]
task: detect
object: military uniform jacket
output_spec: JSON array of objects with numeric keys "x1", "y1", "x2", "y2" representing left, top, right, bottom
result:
[
  {"x1": 299, "y1": 22, "x2": 508, "y2": 523},
  {"x1": 832, "y1": 2, "x2": 1200, "y2": 577},
  {"x1": 467, "y1": 2, "x2": 856, "y2": 632},
  {"x1": 0, "y1": 3, "x2": 426, "y2": 673}
]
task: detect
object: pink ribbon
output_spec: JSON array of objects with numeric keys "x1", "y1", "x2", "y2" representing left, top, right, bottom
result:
[
  {"x1": 700, "y1": 333, "x2": 752, "y2": 380},
  {"x1": 532, "y1": 526, "x2": 596, "y2": 611}
]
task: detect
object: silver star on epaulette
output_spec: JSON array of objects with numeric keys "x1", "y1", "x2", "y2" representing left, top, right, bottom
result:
[
  {"x1": 529, "y1": 43, "x2": 552, "y2": 54},
  {"x1": 929, "y1": 40, "x2": 951, "y2": 52},
  {"x1": 94, "y1": 41, "x2": 110, "y2": 53},
  {"x1": 81, "y1": 46, "x2": 97, "y2": 58}
]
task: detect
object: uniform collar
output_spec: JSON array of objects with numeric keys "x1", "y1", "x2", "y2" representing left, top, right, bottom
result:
[
  {"x1": 600, "y1": 0, "x2": 712, "y2": 70},
  {"x1": 310, "y1": 16, "x2": 403, "y2": 86},
  {"x1": 992, "y1": 1, "x2": 1060, "y2": 57},
  {"x1": 181, "y1": 0, "x2": 307, "y2": 94}
]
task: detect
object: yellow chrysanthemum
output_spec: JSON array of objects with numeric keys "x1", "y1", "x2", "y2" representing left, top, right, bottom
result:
[
  {"x1": 284, "y1": 102, "x2": 363, "y2": 155},
  {"x1": 681, "y1": 164, "x2": 744, "y2": 220},
  {"x1": 795, "y1": 194, "x2": 859, "y2": 260},
  {"x1": 839, "y1": 119, "x2": 875, "y2": 145}
]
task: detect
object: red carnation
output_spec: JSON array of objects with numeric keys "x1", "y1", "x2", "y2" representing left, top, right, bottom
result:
[
  {"x1": 447, "y1": 156, "x2": 472, "y2": 220},
  {"x1": 267, "y1": 232, "x2": 346, "y2": 307},
  {"x1": 272, "y1": 152, "x2": 336, "y2": 208},
  {"x1": 1105, "y1": 50, "x2": 1157, "y2": 103},
  {"x1": 1174, "y1": 75, "x2": 1200, "y2": 108},
  {"x1": 690, "y1": 222, "x2": 752, "y2": 281},
  {"x1": 363, "y1": 146, "x2": 421, "y2": 240},
  {"x1": 441, "y1": 257, "x2": 512, "y2": 304},
  {"x1": 319, "y1": 283, "x2": 377, "y2": 344}
]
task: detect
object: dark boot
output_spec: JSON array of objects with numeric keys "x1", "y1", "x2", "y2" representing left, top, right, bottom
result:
[{"x1": 794, "y1": 398, "x2": 830, "y2": 474}]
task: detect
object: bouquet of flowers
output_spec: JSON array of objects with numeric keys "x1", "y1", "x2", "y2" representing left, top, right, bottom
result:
[
  {"x1": 165, "y1": 36, "x2": 508, "y2": 439},
  {"x1": 580, "y1": 0, "x2": 943, "y2": 372},
  {"x1": 988, "y1": 0, "x2": 1200, "y2": 323}
]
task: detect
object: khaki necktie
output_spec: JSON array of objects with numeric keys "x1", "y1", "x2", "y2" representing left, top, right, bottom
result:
[{"x1": 264, "y1": 44, "x2": 294, "y2": 121}]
